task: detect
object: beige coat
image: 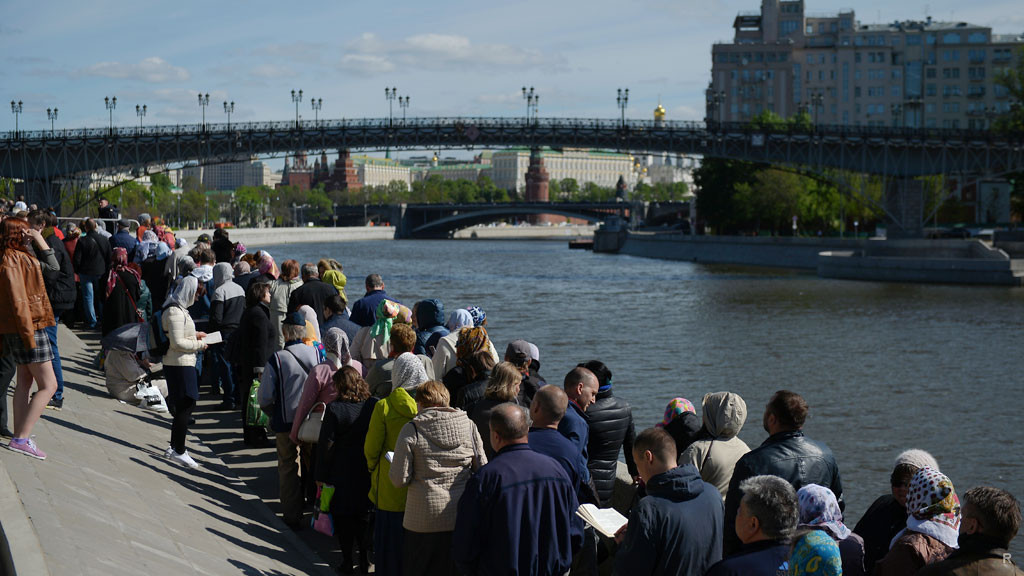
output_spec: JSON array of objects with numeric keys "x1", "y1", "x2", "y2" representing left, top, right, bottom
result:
[
  {"x1": 162, "y1": 305, "x2": 204, "y2": 367},
  {"x1": 681, "y1": 391, "x2": 751, "y2": 500},
  {"x1": 389, "y1": 407, "x2": 486, "y2": 532},
  {"x1": 269, "y1": 276, "x2": 302, "y2": 349}
]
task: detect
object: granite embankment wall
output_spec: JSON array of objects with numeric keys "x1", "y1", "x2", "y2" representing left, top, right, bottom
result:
[
  {"x1": 176, "y1": 225, "x2": 594, "y2": 247},
  {"x1": 619, "y1": 232, "x2": 864, "y2": 269}
]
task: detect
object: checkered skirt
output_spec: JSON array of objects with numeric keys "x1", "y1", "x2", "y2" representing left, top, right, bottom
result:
[{"x1": 2, "y1": 329, "x2": 55, "y2": 365}]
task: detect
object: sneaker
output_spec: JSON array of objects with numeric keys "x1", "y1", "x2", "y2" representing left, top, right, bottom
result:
[
  {"x1": 46, "y1": 397, "x2": 63, "y2": 411},
  {"x1": 7, "y1": 438, "x2": 46, "y2": 460},
  {"x1": 169, "y1": 449, "x2": 200, "y2": 469},
  {"x1": 164, "y1": 446, "x2": 175, "y2": 459}
]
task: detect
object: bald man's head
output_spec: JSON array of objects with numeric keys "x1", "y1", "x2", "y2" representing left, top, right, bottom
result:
[{"x1": 530, "y1": 386, "x2": 568, "y2": 428}]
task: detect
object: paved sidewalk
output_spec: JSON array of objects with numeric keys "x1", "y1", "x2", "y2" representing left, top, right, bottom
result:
[{"x1": 0, "y1": 325, "x2": 335, "y2": 576}]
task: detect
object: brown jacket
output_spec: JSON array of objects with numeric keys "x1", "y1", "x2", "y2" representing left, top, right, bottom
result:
[
  {"x1": 874, "y1": 531, "x2": 954, "y2": 576},
  {"x1": 0, "y1": 249, "x2": 56, "y2": 350}
]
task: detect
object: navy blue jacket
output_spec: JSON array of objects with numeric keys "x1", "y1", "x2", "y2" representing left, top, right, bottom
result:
[
  {"x1": 453, "y1": 443, "x2": 583, "y2": 576},
  {"x1": 349, "y1": 289, "x2": 390, "y2": 327},
  {"x1": 414, "y1": 298, "x2": 448, "y2": 355},
  {"x1": 110, "y1": 229, "x2": 139, "y2": 261},
  {"x1": 704, "y1": 539, "x2": 791, "y2": 576},
  {"x1": 529, "y1": 427, "x2": 587, "y2": 501},
  {"x1": 613, "y1": 464, "x2": 724, "y2": 576},
  {"x1": 557, "y1": 401, "x2": 591, "y2": 485}
]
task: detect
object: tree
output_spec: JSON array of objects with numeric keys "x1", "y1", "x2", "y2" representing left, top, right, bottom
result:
[{"x1": 693, "y1": 158, "x2": 760, "y2": 234}]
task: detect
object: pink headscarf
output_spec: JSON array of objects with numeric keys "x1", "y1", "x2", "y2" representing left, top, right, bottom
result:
[{"x1": 258, "y1": 252, "x2": 279, "y2": 279}]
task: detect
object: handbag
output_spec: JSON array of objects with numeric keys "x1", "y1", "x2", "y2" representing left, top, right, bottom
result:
[
  {"x1": 246, "y1": 379, "x2": 270, "y2": 428},
  {"x1": 297, "y1": 401, "x2": 327, "y2": 444}
]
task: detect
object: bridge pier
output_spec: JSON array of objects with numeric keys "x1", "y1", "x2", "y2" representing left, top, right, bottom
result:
[{"x1": 884, "y1": 178, "x2": 925, "y2": 238}]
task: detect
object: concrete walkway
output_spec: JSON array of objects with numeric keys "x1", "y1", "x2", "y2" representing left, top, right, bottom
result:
[{"x1": 0, "y1": 325, "x2": 338, "y2": 576}]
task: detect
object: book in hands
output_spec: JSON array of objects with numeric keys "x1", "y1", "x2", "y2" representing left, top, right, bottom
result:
[
  {"x1": 575, "y1": 503, "x2": 628, "y2": 538},
  {"x1": 202, "y1": 331, "x2": 223, "y2": 345}
]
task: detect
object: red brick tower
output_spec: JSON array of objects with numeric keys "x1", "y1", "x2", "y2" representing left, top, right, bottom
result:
[{"x1": 524, "y1": 148, "x2": 553, "y2": 224}]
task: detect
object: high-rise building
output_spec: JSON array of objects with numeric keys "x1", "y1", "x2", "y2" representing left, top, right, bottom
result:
[
  {"x1": 710, "y1": 0, "x2": 1023, "y2": 128},
  {"x1": 176, "y1": 157, "x2": 276, "y2": 190}
]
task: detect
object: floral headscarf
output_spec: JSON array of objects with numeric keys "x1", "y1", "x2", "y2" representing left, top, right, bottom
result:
[
  {"x1": 106, "y1": 246, "x2": 141, "y2": 297},
  {"x1": 901, "y1": 466, "x2": 961, "y2": 549},
  {"x1": 467, "y1": 306, "x2": 486, "y2": 327},
  {"x1": 789, "y1": 530, "x2": 843, "y2": 576},
  {"x1": 656, "y1": 397, "x2": 696, "y2": 428},
  {"x1": 797, "y1": 484, "x2": 851, "y2": 540},
  {"x1": 370, "y1": 299, "x2": 402, "y2": 342},
  {"x1": 258, "y1": 252, "x2": 279, "y2": 279},
  {"x1": 455, "y1": 326, "x2": 489, "y2": 368}
]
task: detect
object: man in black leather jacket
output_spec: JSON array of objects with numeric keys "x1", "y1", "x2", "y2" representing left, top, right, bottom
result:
[{"x1": 722, "y1": 389, "x2": 843, "y2": 556}]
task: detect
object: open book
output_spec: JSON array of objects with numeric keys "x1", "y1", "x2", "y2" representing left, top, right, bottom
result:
[{"x1": 576, "y1": 503, "x2": 628, "y2": 538}]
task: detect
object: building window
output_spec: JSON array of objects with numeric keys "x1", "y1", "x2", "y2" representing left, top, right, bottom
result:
[
  {"x1": 807, "y1": 24, "x2": 814, "y2": 35},
  {"x1": 892, "y1": 86, "x2": 901, "y2": 98},
  {"x1": 968, "y1": 31, "x2": 987, "y2": 43},
  {"x1": 907, "y1": 35, "x2": 922, "y2": 45},
  {"x1": 942, "y1": 50, "x2": 960, "y2": 62},
  {"x1": 926, "y1": 34, "x2": 936, "y2": 44},
  {"x1": 926, "y1": 84, "x2": 937, "y2": 96},
  {"x1": 942, "y1": 33, "x2": 961, "y2": 44},
  {"x1": 855, "y1": 52, "x2": 861, "y2": 63},
  {"x1": 926, "y1": 67, "x2": 936, "y2": 78},
  {"x1": 807, "y1": 54, "x2": 815, "y2": 64}
]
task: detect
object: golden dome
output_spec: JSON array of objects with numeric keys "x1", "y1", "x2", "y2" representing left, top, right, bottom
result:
[{"x1": 654, "y1": 104, "x2": 666, "y2": 121}]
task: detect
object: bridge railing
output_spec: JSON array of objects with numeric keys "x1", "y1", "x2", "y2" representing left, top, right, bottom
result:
[{"x1": 2, "y1": 117, "x2": 1021, "y2": 144}]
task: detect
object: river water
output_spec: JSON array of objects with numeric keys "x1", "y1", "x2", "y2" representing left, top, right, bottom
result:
[{"x1": 263, "y1": 238, "x2": 1024, "y2": 554}]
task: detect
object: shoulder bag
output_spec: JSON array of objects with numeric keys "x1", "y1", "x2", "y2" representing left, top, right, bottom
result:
[{"x1": 298, "y1": 401, "x2": 328, "y2": 444}]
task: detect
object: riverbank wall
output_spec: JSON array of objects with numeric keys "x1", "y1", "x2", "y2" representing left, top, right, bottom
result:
[{"x1": 619, "y1": 231, "x2": 1024, "y2": 286}]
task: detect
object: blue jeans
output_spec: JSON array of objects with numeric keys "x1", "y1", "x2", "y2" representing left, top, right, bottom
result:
[
  {"x1": 44, "y1": 313, "x2": 64, "y2": 400},
  {"x1": 79, "y1": 274, "x2": 101, "y2": 327}
]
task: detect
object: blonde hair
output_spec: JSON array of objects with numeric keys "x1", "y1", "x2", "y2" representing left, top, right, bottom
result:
[
  {"x1": 485, "y1": 362, "x2": 521, "y2": 402},
  {"x1": 416, "y1": 380, "x2": 450, "y2": 408}
]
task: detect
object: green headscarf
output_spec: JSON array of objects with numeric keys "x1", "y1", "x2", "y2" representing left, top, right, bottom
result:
[{"x1": 370, "y1": 299, "x2": 401, "y2": 341}]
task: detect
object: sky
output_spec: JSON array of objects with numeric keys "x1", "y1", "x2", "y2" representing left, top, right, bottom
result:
[{"x1": 2, "y1": 0, "x2": 1022, "y2": 140}]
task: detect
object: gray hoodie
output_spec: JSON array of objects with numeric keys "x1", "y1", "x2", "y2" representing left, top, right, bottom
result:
[
  {"x1": 210, "y1": 262, "x2": 245, "y2": 333},
  {"x1": 680, "y1": 391, "x2": 751, "y2": 500}
]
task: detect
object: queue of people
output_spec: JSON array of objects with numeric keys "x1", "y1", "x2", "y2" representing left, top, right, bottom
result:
[{"x1": 0, "y1": 198, "x2": 1020, "y2": 576}]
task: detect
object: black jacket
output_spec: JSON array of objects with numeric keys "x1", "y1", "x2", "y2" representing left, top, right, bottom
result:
[
  {"x1": 211, "y1": 237, "x2": 234, "y2": 263},
  {"x1": 585, "y1": 389, "x2": 637, "y2": 506},
  {"x1": 39, "y1": 234, "x2": 75, "y2": 313},
  {"x1": 232, "y1": 302, "x2": 274, "y2": 377},
  {"x1": 853, "y1": 494, "x2": 907, "y2": 573},
  {"x1": 287, "y1": 277, "x2": 339, "y2": 326},
  {"x1": 723, "y1": 430, "x2": 844, "y2": 556},
  {"x1": 614, "y1": 464, "x2": 724, "y2": 576},
  {"x1": 73, "y1": 231, "x2": 111, "y2": 277}
]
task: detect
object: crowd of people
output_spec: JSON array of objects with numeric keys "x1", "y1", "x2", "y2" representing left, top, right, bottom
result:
[{"x1": 0, "y1": 197, "x2": 1021, "y2": 576}]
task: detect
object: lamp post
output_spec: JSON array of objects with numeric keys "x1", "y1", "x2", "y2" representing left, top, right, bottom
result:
[
  {"x1": 385, "y1": 87, "x2": 397, "y2": 125},
  {"x1": 223, "y1": 101, "x2": 234, "y2": 130},
  {"x1": 197, "y1": 93, "x2": 209, "y2": 130},
  {"x1": 135, "y1": 104, "x2": 146, "y2": 132},
  {"x1": 617, "y1": 88, "x2": 629, "y2": 127},
  {"x1": 291, "y1": 89, "x2": 303, "y2": 127},
  {"x1": 891, "y1": 103, "x2": 903, "y2": 128},
  {"x1": 522, "y1": 86, "x2": 538, "y2": 123},
  {"x1": 810, "y1": 92, "x2": 824, "y2": 126},
  {"x1": 854, "y1": 219, "x2": 859, "y2": 238},
  {"x1": 104, "y1": 96, "x2": 117, "y2": 135},
  {"x1": 311, "y1": 97, "x2": 322, "y2": 127},
  {"x1": 10, "y1": 100, "x2": 22, "y2": 136},
  {"x1": 707, "y1": 90, "x2": 725, "y2": 124},
  {"x1": 46, "y1": 107, "x2": 57, "y2": 136},
  {"x1": 399, "y1": 95, "x2": 410, "y2": 122},
  {"x1": 332, "y1": 202, "x2": 338, "y2": 227}
]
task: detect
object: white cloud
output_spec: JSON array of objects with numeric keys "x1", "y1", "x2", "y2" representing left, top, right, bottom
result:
[
  {"x1": 78, "y1": 57, "x2": 190, "y2": 83},
  {"x1": 338, "y1": 32, "x2": 566, "y2": 75}
]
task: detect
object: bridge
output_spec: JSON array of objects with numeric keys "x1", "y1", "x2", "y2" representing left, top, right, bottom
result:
[
  {"x1": 330, "y1": 201, "x2": 666, "y2": 239},
  {"x1": 3, "y1": 116, "x2": 1022, "y2": 235}
]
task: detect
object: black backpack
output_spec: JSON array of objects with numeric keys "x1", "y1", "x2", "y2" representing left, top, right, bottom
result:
[{"x1": 148, "y1": 307, "x2": 170, "y2": 358}]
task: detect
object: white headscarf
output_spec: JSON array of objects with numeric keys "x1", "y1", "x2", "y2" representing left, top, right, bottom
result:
[
  {"x1": 163, "y1": 276, "x2": 198, "y2": 309},
  {"x1": 323, "y1": 327, "x2": 351, "y2": 366},
  {"x1": 393, "y1": 352, "x2": 428, "y2": 393},
  {"x1": 299, "y1": 305, "x2": 321, "y2": 341}
]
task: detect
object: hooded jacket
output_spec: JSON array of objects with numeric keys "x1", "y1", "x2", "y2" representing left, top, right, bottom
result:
[
  {"x1": 681, "y1": 391, "x2": 751, "y2": 500},
  {"x1": 364, "y1": 386, "x2": 418, "y2": 512},
  {"x1": 210, "y1": 262, "x2": 245, "y2": 334},
  {"x1": 39, "y1": 234, "x2": 76, "y2": 313},
  {"x1": 614, "y1": 464, "x2": 725, "y2": 576},
  {"x1": 414, "y1": 299, "x2": 449, "y2": 356},
  {"x1": 586, "y1": 387, "x2": 638, "y2": 506},
  {"x1": 389, "y1": 407, "x2": 487, "y2": 532}
]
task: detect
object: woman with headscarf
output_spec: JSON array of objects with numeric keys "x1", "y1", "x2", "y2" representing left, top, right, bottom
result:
[
  {"x1": 874, "y1": 466, "x2": 961, "y2": 576},
  {"x1": 656, "y1": 397, "x2": 703, "y2": 456},
  {"x1": 299, "y1": 304, "x2": 322, "y2": 343},
  {"x1": 797, "y1": 484, "x2": 866, "y2": 576},
  {"x1": 0, "y1": 218, "x2": 60, "y2": 459},
  {"x1": 431, "y1": 309, "x2": 498, "y2": 379},
  {"x1": 789, "y1": 530, "x2": 844, "y2": 576},
  {"x1": 413, "y1": 299, "x2": 448, "y2": 357},
  {"x1": 351, "y1": 299, "x2": 406, "y2": 366},
  {"x1": 680, "y1": 391, "x2": 751, "y2": 500},
  {"x1": 321, "y1": 268, "x2": 347, "y2": 298},
  {"x1": 161, "y1": 276, "x2": 208, "y2": 469},
  {"x1": 316, "y1": 366, "x2": 377, "y2": 574},
  {"x1": 290, "y1": 327, "x2": 362, "y2": 444},
  {"x1": 441, "y1": 326, "x2": 491, "y2": 399},
  {"x1": 364, "y1": 352, "x2": 421, "y2": 576},
  {"x1": 101, "y1": 247, "x2": 143, "y2": 336}
]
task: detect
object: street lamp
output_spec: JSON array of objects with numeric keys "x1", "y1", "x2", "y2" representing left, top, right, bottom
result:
[
  {"x1": 522, "y1": 86, "x2": 540, "y2": 123},
  {"x1": 332, "y1": 202, "x2": 338, "y2": 227},
  {"x1": 197, "y1": 93, "x2": 210, "y2": 129},
  {"x1": 104, "y1": 96, "x2": 117, "y2": 134},
  {"x1": 854, "y1": 220, "x2": 859, "y2": 238},
  {"x1": 810, "y1": 92, "x2": 824, "y2": 126},
  {"x1": 291, "y1": 89, "x2": 303, "y2": 127},
  {"x1": 399, "y1": 95, "x2": 410, "y2": 122},
  {"x1": 135, "y1": 104, "x2": 146, "y2": 132},
  {"x1": 617, "y1": 88, "x2": 629, "y2": 127},
  {"x1": 46, "y1": 107, "x2": 58, "y2": 136},
  {"x1": 10, "y1": 100, "x2": 22, "y2": 135},
  {"x1": 311, "y1": 97, "x2": 322, "y2": 127},
  {"x1": 385, "y1": 87, "x2": 397, "y2": 125},
  {"x1": 706, "y1": 90, "x2": 725, "y2": 124},
  {"x1": 223, "y1": 101, "x2": 234, "y2": 130}
]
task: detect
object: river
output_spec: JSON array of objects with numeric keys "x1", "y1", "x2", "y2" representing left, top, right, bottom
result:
[{"x1": 262, "y1": 238, "x2": 1024, "y2": 554}]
